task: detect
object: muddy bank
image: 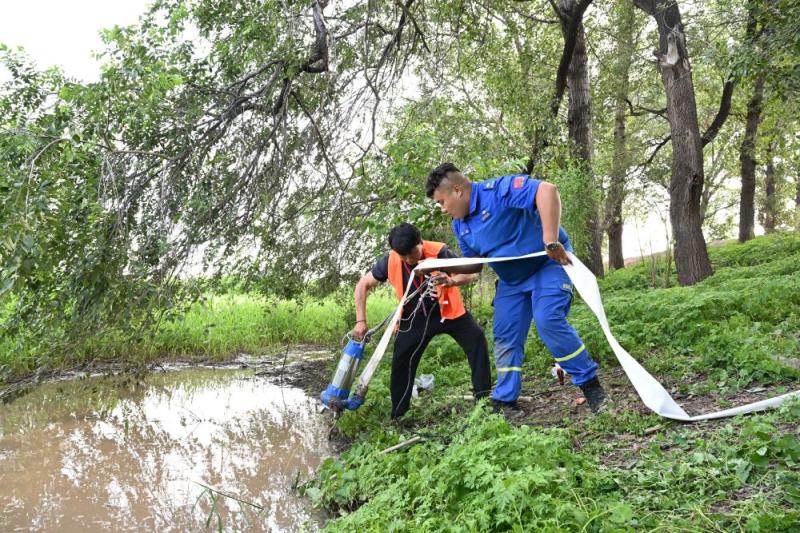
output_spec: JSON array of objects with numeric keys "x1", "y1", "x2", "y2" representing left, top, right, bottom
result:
[{"x1": 0, "y1": 345, "x2": 337, "y2": 405}]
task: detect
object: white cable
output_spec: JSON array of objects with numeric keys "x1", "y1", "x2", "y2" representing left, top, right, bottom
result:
[{"x1": 394, "y1": 299, "x2": 438, "y2": 415}]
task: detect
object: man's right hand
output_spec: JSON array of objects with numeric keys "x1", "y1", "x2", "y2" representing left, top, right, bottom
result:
[
  {"x1": 352, "y1": 321, "x2": 368, "y2": 341},
  {"x1": 546, "y1": 242, "x2": 572, "y2": 266}
]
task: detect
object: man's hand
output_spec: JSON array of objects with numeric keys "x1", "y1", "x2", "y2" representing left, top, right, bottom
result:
[
  {"x1": 546, "y1": 242, "x2": 572, "y2": 266},
  {"x1": 352, "y1": 320, "x2": 368, "y2": 341},
  {"x1": 429, "y1": 273, "x2": 454, "y2": 287}
]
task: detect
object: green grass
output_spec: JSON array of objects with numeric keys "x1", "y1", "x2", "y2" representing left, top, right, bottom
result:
[
  {"x1": 306, "y1": 402, "x2": 800, "y2": 532},
  {"x1": 528, "y1": 234, "x2": 800, "y2": 388},
  {"x1": 3, "y1": 232, "x2": 800, "y2": 530},
  {"x1": 303, "y1": 232, "x2": 800, "y2": 532},
  {"x1": 151, "y1": 291, "x2": 396, "y2": 356},
  {"x1": 0, "y1": 288, "x2": 397, "y2": 380}
]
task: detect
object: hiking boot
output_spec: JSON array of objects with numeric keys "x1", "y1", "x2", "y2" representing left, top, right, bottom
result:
[
  {"x1": 491, "y1": 399, "x2": 523, "y2": 420},
  {"x1": 578, "y1": 378, "x2": 609, "y2": 413}
]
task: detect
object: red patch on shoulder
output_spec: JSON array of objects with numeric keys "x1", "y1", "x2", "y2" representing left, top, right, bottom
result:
[{"x1": 513, "y1": 176, "x2": 525, "y2": 189}]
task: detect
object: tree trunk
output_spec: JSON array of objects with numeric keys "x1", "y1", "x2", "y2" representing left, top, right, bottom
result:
[
  {"x1": 763, "y1": 142, "x2": 777, "y2": 233},
  {"x1": 795, "y1": 176, "x2": 800, "y2": 231},
  {"x1": 560, "y1": 0, "x2": 604, "y2": 277},
  {"x1": 738, "y1": 77, "x2": 764, "y2": 242},
  {"x1": 605, "y1": 2, "x2": 636, "y2": 271},
  {"x1": 633, "y1": 0, "x2": 712, "y2": 286},
  {"x1": 607, "y1": 199, "x2": 624, "y2": 269}
]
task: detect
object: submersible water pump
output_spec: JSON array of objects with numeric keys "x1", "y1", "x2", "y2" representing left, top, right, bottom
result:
[
  {"x1": 320, "y1": 337, "x2": 367, "y2": 412},
  {"x1": 320, "y1": 277, "x2": 432, "y2": 414}
]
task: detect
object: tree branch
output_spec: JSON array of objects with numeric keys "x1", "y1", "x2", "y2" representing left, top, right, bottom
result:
[
  {"x1": 638, "y1": 135, "x2": 672, "y2": 170},
  {"x1": 394, "y1": 0, "x2": 430, "y2": 53},
  {"x1": 548, "y1": 0, "x2": 567, "y2": 22},
  {"x1": 526, "y1": 0, "x2": 593, "y2": 172},
  {"x1": 632, "y1": 0, "x2": 656, "y2": 16},
  {"x1": 300, "y1": 0, "x2": 330, "y2": 73},
  {"x1": 551, "y1": 0, "x2": 594, "y2": 116},
  {"x1": 290, "y1": 90, "x2": 344, "y2": 189},
  {"x1": 374, "y1": 0, "x2": 416, "y2": 74},
  {"x1": 701, "y1": 78, "x2": 735, "y2": 147},
  {"x1": 625, "y1": 98, "x2": 668, "y2": 118}
]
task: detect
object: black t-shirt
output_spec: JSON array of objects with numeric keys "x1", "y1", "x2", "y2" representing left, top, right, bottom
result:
[{"x1": 371, "y1": 246, "x2": 458, "y2": 315}]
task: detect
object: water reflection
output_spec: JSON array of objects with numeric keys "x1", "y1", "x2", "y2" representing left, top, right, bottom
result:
[{"x1": 0, "y1": 369, "x2": 332, "y2": 532}]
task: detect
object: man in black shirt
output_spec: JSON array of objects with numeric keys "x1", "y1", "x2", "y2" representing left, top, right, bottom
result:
[{"x1": 352, "y1": 223, "x2": 491, "y2": 418}]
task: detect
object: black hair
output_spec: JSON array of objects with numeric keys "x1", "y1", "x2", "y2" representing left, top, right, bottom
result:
[
  {"x1": 388, "y1": 222, "x2": 422, "y2": 255},
  {"x1": 425, "y1": 162, "x2": 460, "y2": 198}
]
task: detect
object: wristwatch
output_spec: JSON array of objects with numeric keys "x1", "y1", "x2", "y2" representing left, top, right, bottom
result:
[{"x1": 545, "y1": 242, "x2": 562, "y2": 252}]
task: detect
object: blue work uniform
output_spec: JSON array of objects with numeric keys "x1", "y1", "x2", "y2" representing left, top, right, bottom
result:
[{"x1": 453, "y1": 174, "x2": 599, "y2": 402}]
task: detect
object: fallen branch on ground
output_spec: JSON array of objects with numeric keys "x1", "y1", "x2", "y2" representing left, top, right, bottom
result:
[{"x1": 381, "y1": 436, "x2": 423, "y2": 454}]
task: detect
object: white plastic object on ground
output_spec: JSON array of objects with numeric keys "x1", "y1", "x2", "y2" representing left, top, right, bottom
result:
[
  {"x1": 412, "y1": 375, "x2": 434, "y2": 400},
  {"x1": 415, "y1": 374, "x2": 435, "y2": 391}
]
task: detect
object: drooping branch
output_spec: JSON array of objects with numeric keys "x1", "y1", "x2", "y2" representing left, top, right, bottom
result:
[
  {"x1": 550, "y1": 0, "x2": 594, "y2": 116},
  {"x1": 526, "y1": 0, "x2": 594, "y2": 171},
  {"x1": 394, "y1": 0, "x2": 430, "y2": 53},
  {"x1": 94, "y1": 0, "x2": 421, "y2": 292},
  {"x1": 373, "y1": 0, "x2": 419, "y2": 76},
  {"x1": 301, "y1": 0, "x2": 330, "y2": 73},
  {"x1": 701, "y1": 78, "x2": 735, "y2": 147}
]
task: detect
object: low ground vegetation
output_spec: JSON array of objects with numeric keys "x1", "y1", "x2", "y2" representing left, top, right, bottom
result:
[
  {"x1": 2, "y1": 234, "x2": 799, "y2": 530},
  {"x1": 305, "y1": 233, "x2": 800, "y2": 531}
]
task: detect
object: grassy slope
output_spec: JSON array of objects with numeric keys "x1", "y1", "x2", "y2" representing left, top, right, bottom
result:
[{"x1": 305, "y1": 233, "x2": 800, "y2": 532}]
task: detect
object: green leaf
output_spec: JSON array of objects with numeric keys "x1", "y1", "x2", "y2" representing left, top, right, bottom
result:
[
  {"x1": 749, "y1": 452, "x2": 769, "y2": 468},
  {"x1": 304, "y1": 486, "x2": 322, "y2": 504},
  {"x1": 784, "y1": 486, "x2": 800, "y2": 505},
  {"x1": 735, "y1": 460, "x2": 752, "y2": 483},
  {"x1": 609, "y1": 503, "x2": 634, "y2": 524}
]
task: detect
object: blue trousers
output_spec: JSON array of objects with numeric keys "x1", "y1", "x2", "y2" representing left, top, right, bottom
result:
[{"x1": 491, "y1": 262, "x2": 598, "y2": 402}]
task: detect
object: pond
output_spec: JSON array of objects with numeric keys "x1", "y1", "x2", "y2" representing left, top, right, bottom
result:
[{"x1": 0, "y1": 367, "x2": 333, "y2": 532}]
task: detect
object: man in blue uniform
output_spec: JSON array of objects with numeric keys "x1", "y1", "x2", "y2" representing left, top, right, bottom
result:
[{"x1": 423, "y1": 163, "x2": 609, "y2": 413}]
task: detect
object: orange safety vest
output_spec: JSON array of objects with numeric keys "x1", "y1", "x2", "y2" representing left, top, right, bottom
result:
[{"x1": 387, "y1": 240, "x2": 466, "y2": 321}]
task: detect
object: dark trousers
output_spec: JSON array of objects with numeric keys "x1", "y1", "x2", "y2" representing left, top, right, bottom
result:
[{"x1": 390, "y1": 307, "x2": 491, "y2": 418}]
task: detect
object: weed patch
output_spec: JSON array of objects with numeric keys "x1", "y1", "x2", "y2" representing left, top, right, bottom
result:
[{"x1": 307, "y1": 234, "x2": 800, "y2": 531}]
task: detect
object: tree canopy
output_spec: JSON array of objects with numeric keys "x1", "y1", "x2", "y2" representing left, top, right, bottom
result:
[{"x1": 2, "y1": 0, "x2": 799, "y2": 361}]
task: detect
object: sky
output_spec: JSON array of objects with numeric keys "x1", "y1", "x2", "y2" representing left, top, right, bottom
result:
[
  {"x1": 0, "y1": 0, "x2": 150, "y2": 82},
  {"x1": 0, "y1": 0, "x2": 673, "y2": 260}
]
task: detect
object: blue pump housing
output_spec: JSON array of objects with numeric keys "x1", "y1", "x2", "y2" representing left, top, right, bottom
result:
[
  {"x1": 320, "y1": 339, "x2": 367, "y2": 411},
  {"x1": 342, "y1": 338, "x2": 365, "y2": 359}
]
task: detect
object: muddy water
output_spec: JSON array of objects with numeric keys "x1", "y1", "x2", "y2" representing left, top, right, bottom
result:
[{"x1": 0, "y1": 368, "x2": 333, "y2": 532}]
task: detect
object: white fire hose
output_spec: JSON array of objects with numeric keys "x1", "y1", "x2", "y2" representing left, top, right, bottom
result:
[{"x1": 354, "y1": 251, "x2": 800, "y2": 421}]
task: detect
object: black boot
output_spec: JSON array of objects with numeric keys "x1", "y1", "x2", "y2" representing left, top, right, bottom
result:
[
  {"x1": 491, "y1": 399, "x2": 523, "y2": 419},
  {"x1": 579, "y1": 378, "x2": 609, "y2": 413}
]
